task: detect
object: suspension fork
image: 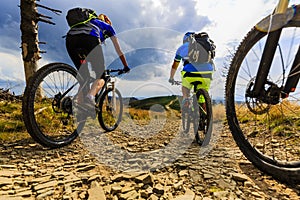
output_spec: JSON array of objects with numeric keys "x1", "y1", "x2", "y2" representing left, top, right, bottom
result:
[
  {"x1": 252, "y1": 28, "x2": 283, "y2": 97},
  {"x1": 251, "y1": 0, "x2": 289, "y2": 97},
  {"x1": 283, "y1": 46, "x2": 300, "y2": 96}
]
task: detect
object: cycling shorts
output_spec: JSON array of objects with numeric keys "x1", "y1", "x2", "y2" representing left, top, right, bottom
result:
[
  {"x1": 66, "y1": 34, "x2": 105, "y2": 79},
  {"x1": 181, "y1": 71, "x2": 213, "y2": 103}
]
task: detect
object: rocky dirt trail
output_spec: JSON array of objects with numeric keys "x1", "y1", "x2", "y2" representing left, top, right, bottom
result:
[{"x1": 0, "y1": 117, "x2": 299, "y2": 200}]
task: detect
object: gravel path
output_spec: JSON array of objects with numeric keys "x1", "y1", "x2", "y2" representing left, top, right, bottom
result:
[{"x1": 0, "y1": 118, "x2": 299, "y2": 200}]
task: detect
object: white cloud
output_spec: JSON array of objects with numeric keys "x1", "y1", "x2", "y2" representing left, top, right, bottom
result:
[
  {"x1": 0, "y1": 0, "x2": 298, "y2": 97},
  {"x1": 0, "y1": 52, "x2": 24, "y2": 81},
  {"x1": 194, "y1": 0, "x2": 278, "y2": 56}
]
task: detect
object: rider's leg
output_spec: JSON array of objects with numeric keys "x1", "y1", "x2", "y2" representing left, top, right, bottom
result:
[
  {"x1": 182, "y1": 86, "x2": 190, "y2": 99},
  {"x1": 66, "y1": 35, "x2": 103, "y2": 104},
  {"x1": 181, "y1": 71, "x2": 192, "y2": 107},
  {"x1": 88, "y1": 79, "x2": 105, "y2": 98},
  {"x1": 87, "y1": 44, "x2": 105, "y2": 101},
  {"x1": 66, "y1": 35, "x2": 90, "y2": 104}
]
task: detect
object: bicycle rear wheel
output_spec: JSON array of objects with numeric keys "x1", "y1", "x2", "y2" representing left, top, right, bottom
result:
[
  {"x1": 98, "y1": 88, "x2": 123, "y2": 131},
  {"x1": 194, "y1": 89, "x2": 212, "y2": 146},
  {"x1": 225, "y1": 7, "x2": 300, "y2": 183},
  {"x1": 22, "y1": 63, "x2": 84, "y2": 148}
]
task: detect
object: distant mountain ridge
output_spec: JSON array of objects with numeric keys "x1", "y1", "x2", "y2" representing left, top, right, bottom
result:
[{"x1": 127, "y1": 95, "x2": 180, "y2": 111}]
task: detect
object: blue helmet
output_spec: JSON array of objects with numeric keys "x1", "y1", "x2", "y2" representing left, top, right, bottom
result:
[{"x1": 183, "y1": 32, "x2": 194, "y2": 43}]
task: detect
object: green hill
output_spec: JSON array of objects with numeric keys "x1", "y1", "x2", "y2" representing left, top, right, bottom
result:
[{"x1": 129, "y1": 95, "x2": 181, "y2": 111}]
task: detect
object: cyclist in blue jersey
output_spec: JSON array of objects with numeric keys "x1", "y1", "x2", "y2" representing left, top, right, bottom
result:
[
  {"x1": 66, "y1": 13, "x2": 130, "y2": 106},
  {"x1": 169, "y1": 32, "x2": 215, "y2": 108}
]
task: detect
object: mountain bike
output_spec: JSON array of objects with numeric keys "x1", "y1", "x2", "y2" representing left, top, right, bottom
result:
[
  {"x1": 22, "y1": 62, "x2": 126, "y2": 148},
  {"x1": 172, "y1": 79, "x2": 212, "y2": 146},
  {"x1": 225, "y1": 0, "x2": 300, "y2": 183}
]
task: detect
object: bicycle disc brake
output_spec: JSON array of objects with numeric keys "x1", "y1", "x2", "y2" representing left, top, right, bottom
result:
[{"x1": 245, "y1": 77, "x2": 271, "y2": 115}]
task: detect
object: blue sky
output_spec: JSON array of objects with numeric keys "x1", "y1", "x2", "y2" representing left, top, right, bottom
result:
[{"x1": 0, "y1": 0, "x2": 297, "y2": 98}]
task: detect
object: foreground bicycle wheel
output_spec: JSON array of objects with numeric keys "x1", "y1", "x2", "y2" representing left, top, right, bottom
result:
[
  {"x1": 225, "y1": 11, "x2": 300, "y2": 183},
  {"x1": 22, "y1": 63, "x2": 84, "y2": 148},
  {"x1": 194, "y1": 89, "x2": 212, "y2": 146},
  {"x1": 98, "y1": 88, "x2": 123, "y2": 131}
]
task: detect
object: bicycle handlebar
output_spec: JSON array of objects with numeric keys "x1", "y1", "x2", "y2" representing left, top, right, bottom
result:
[
  {"x1": 106, "y1": 68, "x2": 130, "y2": 76},
  {"x1": 106, "y1": 69, "x2": 123, "y2": 73},
  {"x1": 171, "y1": 80, "x2": 182, "y2": 85}
]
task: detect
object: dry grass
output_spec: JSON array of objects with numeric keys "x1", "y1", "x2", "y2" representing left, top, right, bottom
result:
[
  {"x1": 212, "y1": 104, "x2": 225, "y2": 122},
  {"x1": 0, "y1": 101, "x2": 30, "y2": 142},
  {"x1": 127, "y1": 107, "x2": 151, "y2": 120}
]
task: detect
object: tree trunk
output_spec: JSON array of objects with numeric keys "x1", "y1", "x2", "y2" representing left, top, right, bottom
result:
[{"x1": 20, "y1": 0, "x2": 41, "y2": 85}]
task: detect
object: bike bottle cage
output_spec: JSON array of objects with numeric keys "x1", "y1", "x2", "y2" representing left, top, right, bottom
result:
[{"x1": 183, "y1": 72, "x2": 212, "y2": 79}]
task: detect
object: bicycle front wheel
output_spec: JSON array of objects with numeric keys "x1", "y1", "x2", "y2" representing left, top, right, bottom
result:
[
  {"x1": 194, "y1": 89, "x2": 212, "y2": 146},
  {"x1": 22, "y1": 63, "x2": 84, "y2": 148},
  {"x1": 225, "y1": 8, "x2": 300, "y2": 183},
  {"x1": 98, "y1": 88, "x2": 123, "y2": 131}
]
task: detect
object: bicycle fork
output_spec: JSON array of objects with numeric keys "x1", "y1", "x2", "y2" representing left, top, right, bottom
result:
[
  {"x1": 251, "y1": 0, "x2": 300, "y2": 102},
  {"x1": 252, "y1": 29, "x2": 283, "y2": 98},
  {"x1": 283, "y1": 46, "x2": 300, "y2": 97},
  {"x1": 251, "y1": 29, "x2": 300, "y2": 103},
  {"x1": 111, "y1": 84, "x2": 117, "y2": 112}
]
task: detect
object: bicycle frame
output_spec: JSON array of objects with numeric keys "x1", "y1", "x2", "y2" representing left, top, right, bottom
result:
[
  {"x1": 173, "y1": 80, "x2": 207, "y2": 119},
  {"x1": 251, "y1": 0, "x2": 300, "y2": 102},
  {"x1": 95, "y1": 69, "x2": 120, "y2": 105},
  {"x1": 65, "y1": 68, "x2": 123, "y2": 114}
]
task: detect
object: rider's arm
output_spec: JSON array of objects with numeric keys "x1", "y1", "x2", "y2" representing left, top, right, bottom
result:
[
  {"x1": 169, "y1": 60, "x2": 180, "y2": 80},
  {"x1": 110, "y1": 36, "x2": 129, "y2": 69},
  {"x1": 169, "y1": 45, "x2": 183, "y2": 80}
]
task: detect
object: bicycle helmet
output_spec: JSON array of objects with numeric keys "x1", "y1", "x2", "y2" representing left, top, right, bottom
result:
[
  {"x1": 98, "y1": 14, "x2": 112, "y2": 25},
  {"x1": 183, "y1": 32, "x2": 194, "y2": 43}
]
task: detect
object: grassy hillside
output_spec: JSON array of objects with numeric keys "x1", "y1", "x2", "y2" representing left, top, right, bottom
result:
[
  {"x1": 0, "y1": 101, "x2": 30, "y2": 142},
  {"x1": 128, "y1": 95, "x2": 226, "y2": 122},
  {"x1": 0, "y1": 91, "x2": 225, "y2": 143},
  {"x1": 129, "y1": 95, "x2": 180, "y2": 111}
]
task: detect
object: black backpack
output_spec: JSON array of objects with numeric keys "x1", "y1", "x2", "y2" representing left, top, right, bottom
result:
[
  {"x1": 188, "y1": 32, "x2": 216, "y2": 63},
  {"x1": 66, "y1": 8, "x2": 97, "y2": 28}
]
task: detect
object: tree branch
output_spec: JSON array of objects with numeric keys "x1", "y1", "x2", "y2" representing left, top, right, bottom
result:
[
  {"x1": 36, "y1": 3, "x2": 62, "y2": 15},
  {"x1": 38, "y1": 17, "x2": 55, "y2": 25},
  {"x1": 37, "y1": 13, "x2": 52, "y2": 20}
]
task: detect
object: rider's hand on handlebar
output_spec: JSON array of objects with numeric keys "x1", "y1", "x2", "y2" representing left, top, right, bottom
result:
[
  {"x1": 168, "y1": 77, "x2": 175, "y2": 85},
  {"x1": 118, "y1": 66, "x2": 130, "y2": 75},
  {"x1": 123, "y1": 66, "x2": 130, "y2": 73}
]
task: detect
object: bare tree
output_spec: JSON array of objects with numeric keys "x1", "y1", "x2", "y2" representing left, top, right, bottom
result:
[
  {"x1": 20, "y1": 0, "x2": 40, "y2": 85},
  {"x1": 20, "y1": 0, "x2": 61, "y2": 85}
]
